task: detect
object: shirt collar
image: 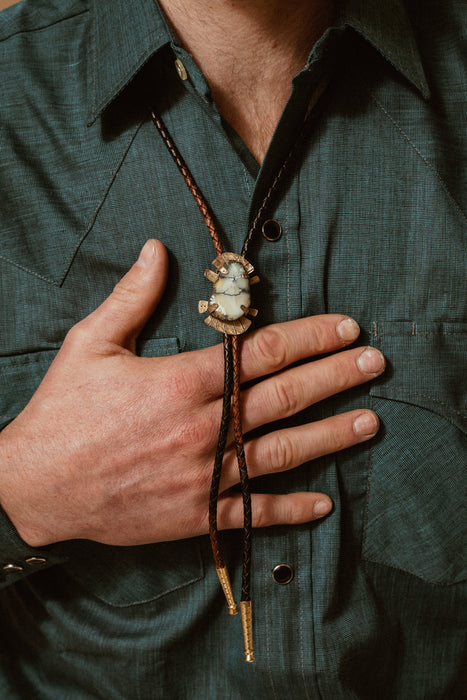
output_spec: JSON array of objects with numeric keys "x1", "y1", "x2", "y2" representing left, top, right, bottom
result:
[
  {"x1": 89, "y1": 0, "x2": 170, "y2": 124},
  {"x1": 341, "y1": 0, "x2": 430, "y2": 98},
  {"x1": 89, "y1": 0, "x2": 429, "y2": 124}
]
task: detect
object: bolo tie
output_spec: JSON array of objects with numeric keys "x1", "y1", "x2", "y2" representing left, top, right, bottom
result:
[{"x1": 151, "y1": 85, "x2": 324, "y2": 661}]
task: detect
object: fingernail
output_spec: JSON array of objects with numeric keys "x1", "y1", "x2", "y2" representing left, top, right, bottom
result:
[
  {"x1": 357, "y1": 348, "x2": 385, "y2": 375},
  {"x1": 337, "y1": 318, "x2": 360, "y2": 343},
  {"x1": 138, "y1": 239, "x2": 156, "y2": 267},
  {"x1": 353, "y1": 412, "x2": 378, "y2": 437},
  {"x1": 313, "y1": 499, "x2": 332, "y2": 517}
]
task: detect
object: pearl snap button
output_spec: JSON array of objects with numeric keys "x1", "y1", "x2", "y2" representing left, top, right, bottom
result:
[
  {"x1": 174, "y1": 58, "x2": 188, "y2": 81},
  {"x1": 262, "y1": 219, "x2": 282, "y2": 242},
  {"x1": 272, "y1": 563, "x2": 294, "y2": 585}
]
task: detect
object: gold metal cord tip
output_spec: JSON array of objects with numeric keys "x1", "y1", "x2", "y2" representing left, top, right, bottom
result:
[
  {"x1": 240, "y1": 600, "x2": 255, "y2": 662},
  {"x1": 216, "y1": 567, "x2": 238, "y2": 615}
]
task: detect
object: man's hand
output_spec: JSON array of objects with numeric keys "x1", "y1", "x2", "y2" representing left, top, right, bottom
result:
[{"x1": 0, "y1": 240, "x2": 385, "y2": 548}]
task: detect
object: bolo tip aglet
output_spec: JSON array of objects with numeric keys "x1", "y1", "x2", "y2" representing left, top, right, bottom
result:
[
  {"x1": 216, "y1": 567, "x2": 238, "y2": 615},
  {"x1": 240, "y1": 601, "x2": 255, "y2": 663}
]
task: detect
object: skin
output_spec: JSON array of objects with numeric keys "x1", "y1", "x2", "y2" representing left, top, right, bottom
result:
[
  {"x1": 158, "y1": 0, "x2": 336, "y2": 162},
  {"x1": 0, "y1": 0, "x2": 386, "y2": 548},
  {"x1": 0, "y1": 1, "x2": 20, "y2": 10},
  {"x1": 0, "y1": 240, "x2": 384, "y2": 547}
]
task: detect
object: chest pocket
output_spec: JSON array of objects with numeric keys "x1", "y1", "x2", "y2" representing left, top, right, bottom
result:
[{"x1": 363, "y1": 321, "x2": 466, "y2": 585}]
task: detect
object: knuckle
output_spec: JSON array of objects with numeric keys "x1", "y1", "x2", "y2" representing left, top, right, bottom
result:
[
  {"x1": 171, "y1": 413, "x2": 215, "y2": 462},
  {"x1": 253, "y1": 503, "x2": 272, "y2": 529},
  {"x1": 64, "y1": 320, "x2": 91, "y2": 349},
  {"x1": 305, "y1": 321, "x2": 326, "y2": 354},
  {"x1": 268, "y1": 433, "x2": 295, "y2": 471},
  {"x1": 270, "y1": 377, "x2": 300, "y2": 417},
  {"x1": 253, "y1": 327, "x2": 288, "y2": 370},
  {"x1": 165, "y1": 362, "x2": 202, "y2": 401}
]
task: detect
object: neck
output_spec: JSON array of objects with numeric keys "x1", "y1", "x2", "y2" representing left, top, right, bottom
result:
[{"x1": 159, "y1": 0, "x2": 335, "y2": 162}]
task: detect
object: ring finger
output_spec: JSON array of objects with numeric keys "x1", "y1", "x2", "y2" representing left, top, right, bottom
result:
[{"x1": 219, "y1": 409, "x2": 379, "y2": 491}]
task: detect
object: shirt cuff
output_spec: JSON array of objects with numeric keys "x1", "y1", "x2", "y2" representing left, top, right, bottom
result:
[{"x1": 0, "y1": 506, "x2": 67, "y2": 588}]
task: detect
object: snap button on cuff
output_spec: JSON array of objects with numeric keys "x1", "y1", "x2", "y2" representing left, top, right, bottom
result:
[
  {"x1": 25, "y1": 557, "x2": 47, "y2": 567},
  {"x1": 262, "y1": 219, "x2": 282, "y2": 242},
  {"x1": 3, "y1": 563, "x2": 24, "y2": 574},
  {"x1": 272, "y1": 563, "x2": 294, "y2": 585}
]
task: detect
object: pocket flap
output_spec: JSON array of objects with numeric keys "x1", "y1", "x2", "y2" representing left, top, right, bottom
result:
[{"x1": 369, "y1": 321, "x2": 466, "y2": 433}]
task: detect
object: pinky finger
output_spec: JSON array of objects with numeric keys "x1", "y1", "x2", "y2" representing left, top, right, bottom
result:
[{"x1": 216, "y1": 491, "x2": 333, "y2": 531}]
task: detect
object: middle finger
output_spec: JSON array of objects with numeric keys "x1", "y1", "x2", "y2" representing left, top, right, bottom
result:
[{"x1": 239, "y1": 345, "x2": 385, "y2": 433}]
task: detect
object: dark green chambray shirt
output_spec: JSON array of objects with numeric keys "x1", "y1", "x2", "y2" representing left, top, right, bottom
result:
[{"x1": 0, "y1": 0, "x2": 466, "y2": 697}]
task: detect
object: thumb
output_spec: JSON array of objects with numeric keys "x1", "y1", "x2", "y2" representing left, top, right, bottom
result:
[{"x1": 84, "y1": 239, "x2": 169, "y2": 350}]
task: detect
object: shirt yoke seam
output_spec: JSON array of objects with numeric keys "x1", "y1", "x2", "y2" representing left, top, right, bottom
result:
[
  {"x1": 57, "y1": 119, "x2": 145, "y2": 286},
  {"x1": 371, "y1": 93, "x2": 467, "y2": 227},
  {"x1": 0, "y1": 8, "x2": 89, "y2": 44}
]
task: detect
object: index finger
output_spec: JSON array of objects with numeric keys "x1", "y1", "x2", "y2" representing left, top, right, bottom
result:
[
  {"x1": 239, "y1": 314, "x2": 361, "y2": 383},
  {"x1": 188, "y1": 314, "x2": 360, "y2": 399}
]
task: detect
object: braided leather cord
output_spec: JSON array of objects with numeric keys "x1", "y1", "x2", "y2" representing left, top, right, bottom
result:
[
  {"x1": 151, "y1": 112, "x2": 224, "y2": 257},
  {"x1": 208, "y1": 335, "x2": 233, "y2": 569},
  {"x1": 231, "y1": 335, "x2": 252, "y2": 601},
  {"x1": 151, "y1": 82, "x2": 330, "y2": 651},
  {"x1": 151, "y1": 112, "x2": 238, "y2": 582}
]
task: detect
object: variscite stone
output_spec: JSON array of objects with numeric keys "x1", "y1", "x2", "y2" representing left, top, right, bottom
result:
[{"x1": 210, "y1": 261, "x2": 250, "y2": 321}]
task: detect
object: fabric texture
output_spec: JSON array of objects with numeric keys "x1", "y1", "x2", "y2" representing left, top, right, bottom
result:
[{"x1": 0, "y1": 0, "x2": 465, "y2": 697}]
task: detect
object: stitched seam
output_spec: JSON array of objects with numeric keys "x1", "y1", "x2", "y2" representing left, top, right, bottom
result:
[
  {"x1": 365, "y1": 327, "x2": 466, "y2": 587},
  {"x1": 362, "y1": 554, "x2": 466, "y2": 587},
  {"x1": 0, "y1": 8, "x2": 89, "y2": 43},
  {"x1": 309, "y1": 529, "x2": 324, "y2": 700},
  {"x1": 298, "y1": 532, "x2": 311, "y2": 700},
  {"x1": 362, "y1": 330, "x2": 383, "y2": 563},
  {"x1": 371, "y1": 94, "x2": 467, "y2": 226},
  {"x1": 372, "y1": 386, "x2": 466, "y2": 419},
  {"x1": 409, "y1": 331, "x2": 467, "y2": 336},
  {"x1": 264, "y1": 536, "x2": 278, "y2": 699},
  {"x1": 0, "y1": 121, "x2": 144, "y2": 285},
  {"x1": 91, "y1": 0, "x2": 97, "y2": 129},
  {"x1": 0, "y1": 256, "x2": 59, "y2": 286},
  {"x1": 88, "y1": 570, "x2": 205, "y2": 607},
  {"x1": 373, "y1": 330, "x2": 467, "y2": 338},
  {"x1": 57, "y1": 119, "x2": 145, "y2": 286},
  {"x1": 241, "y1": 163, "x2": 253, "y2": 200}
]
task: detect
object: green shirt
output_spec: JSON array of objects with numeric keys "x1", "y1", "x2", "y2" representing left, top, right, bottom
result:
[{"x1": 0, "y1": 0, "x2": 466, "y2": 697}]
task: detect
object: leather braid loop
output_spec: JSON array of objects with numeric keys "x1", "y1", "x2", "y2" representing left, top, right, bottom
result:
[
  {"x1": 209, "y1": 335, "x2": 233, "y2": 569},
  {"x1": 231, "y1": 335, "x2": 252, "y2": 601},
  {"x1": 150, "y1": 90, "x2": 327, "y2": 659}
]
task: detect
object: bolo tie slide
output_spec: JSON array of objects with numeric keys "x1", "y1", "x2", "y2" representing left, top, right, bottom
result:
[{"x1": 151, "y1": 103, "x2": 318, "y2": 662}]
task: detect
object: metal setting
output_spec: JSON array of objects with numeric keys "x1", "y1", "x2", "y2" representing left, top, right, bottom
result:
[
  {"x1": 216, "y1": 566, "x2": 238, "y2": 615},
  {"x1": 240, "y1": 601, "x2": 255, "y2": 662},
  {"x1": 199, "y1": 252, "x2": 260, "y2": 335}
]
